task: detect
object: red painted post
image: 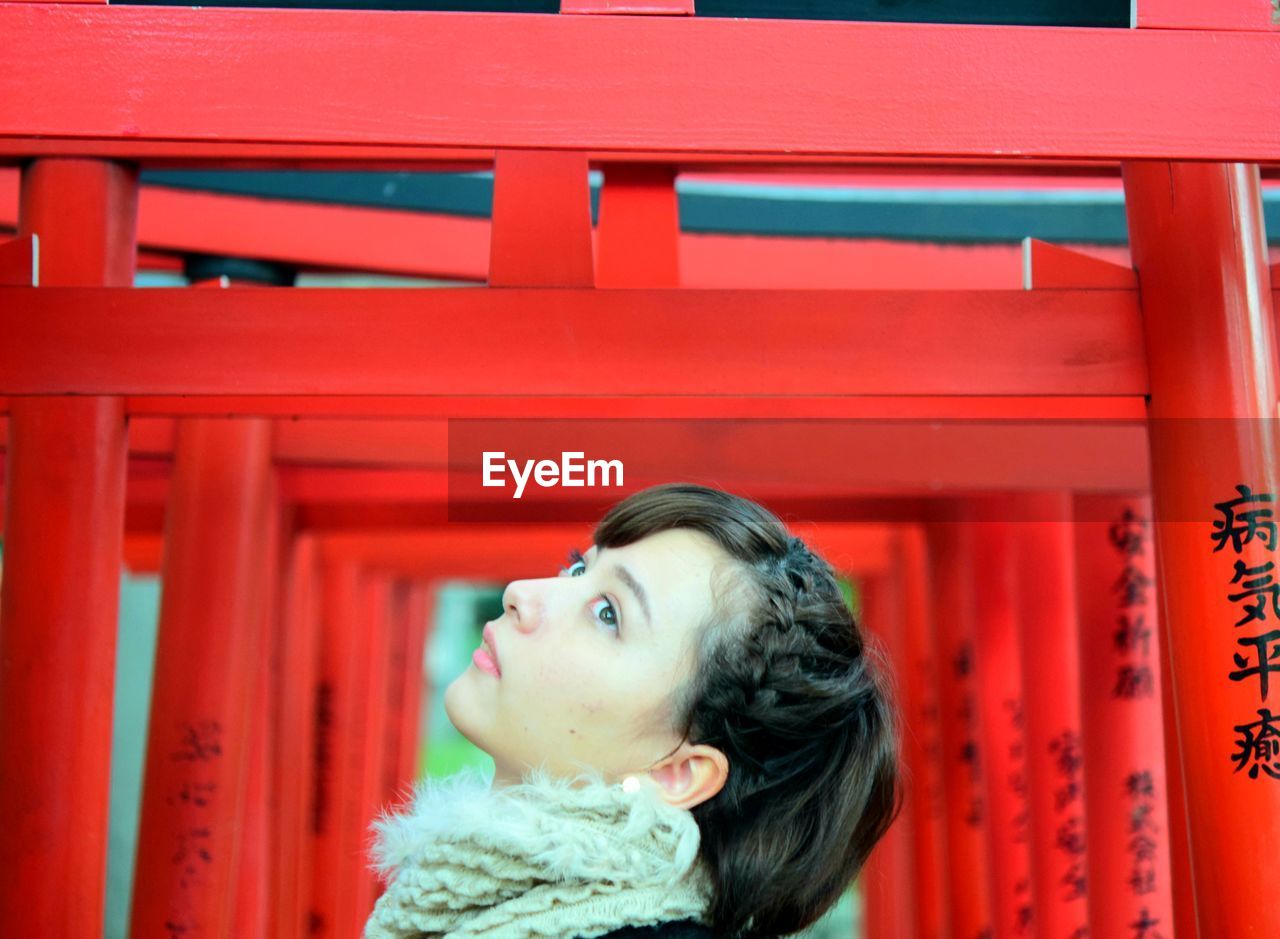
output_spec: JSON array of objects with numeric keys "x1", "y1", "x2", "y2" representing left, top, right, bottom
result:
[
  {"x1": 234, "y1": 481, "x2": 283, "y2": 939},
  {"x1": 310, "y1": 561, "x2": 395, "y2": 938},
  {"x1": 395, "y1": 583, "x2": 435, "y2": 791},
  {"x1": 1123, "y1": 161, "x2": 1280, "y2": 939},
  {"x1": 489, "y1": 150, "x2": 594, "y2": 287},
  {"x1": 926, "y1": 518, "x2": 995, "y2": 939},
  {"x1": 895, "y1": 527, "x2": 950, "y2": 939},
  {"x1": 272, "y1": 533, "x2": 322, "y2": 939},
  {"x1": 0, "y1": 158, "x2": 135, "y2": 937},
  {"x1": 596, "y1": 164, "x2": 680, "y2": 287},
  {"x1": 858, "y1": 569, "x2": 916, "y2": 939},
  {"x1": 308, "y1": 557, "x2": 363, "y2": 938},
  {"x1": 352, "y1": 574, "x2": 394, "y2": 927},
  {"x1": 1073, "y1": 495, "x2": 1174, "y2": 939},
  {"x1": 970, "y1": 519, "x2": 1033, "y2": 939},
  {"x1": 1153, "y1": 576, "x2": 1198, "y2": 939},
  {"x1": 1011, "y1": 494, "x2": 1090, "y2": 939},
  {"x1": 129, "y1": 419, "x2": 274, "y2": 937}
]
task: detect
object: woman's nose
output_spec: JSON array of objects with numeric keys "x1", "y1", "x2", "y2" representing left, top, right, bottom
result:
[{"x1": 501, "y1": 578, "x2": 545, "y2": 635}]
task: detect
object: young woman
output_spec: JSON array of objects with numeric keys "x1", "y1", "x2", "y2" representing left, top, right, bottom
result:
[{"x1": 364, "y1": 483, "x2": 901, "y2": 939}]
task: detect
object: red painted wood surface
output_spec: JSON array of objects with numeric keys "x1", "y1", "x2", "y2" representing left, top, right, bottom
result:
[
  {"x1": 858, "y1": 570, "x2": 917, "y2": 939},
  {"x1": 562, "y1": 0, "x2": 694, "y2": 15},
  {"x1": 1012, "y1": 494, "x2": 1090, "y2": 939},
  {"x1": 490, "y1": 151, "x2": 594, "y2": 286},
  {"x1": 1073, "y1": 495, "x2": 1175, "y2": 939},
  {"x1": 0, "y1": 399, "x2": 128, "y2": 936},
  {"x1": 4, "y1": 7, "x2": 1279, "y2": 162},
  {"x1": 1135, "y1": 0, "x2": 1277, "y2": 30},
  {"x1": 115, "y1": 395, "x2": 1151, "y2": 420},
  {"x1": 971, "y1": 519, "x2": 1033, "y2": 939},
  {"x1": 596, "y1": 164, "x2": 680, "y2": 287},
  {"x1": 0, "y1": 287, "x2": 1149, "y2": 396},
  {"x1": 272, "y1": 534, "x2": 322, "y2": 939},
  {"x1": 352, "y1": 575, "x2": 395, "y2": 931},
  {"x1": 0, "y1": 158, "x2": 135, "y2": 938},
  {"x1": 0, "y1": 233, "x2": 37, "y2": 286},
  {"x1": 309, "y1": 558, "x2": 362, "y2": 938},
  {"x1": 925, "y1": 519, "x2": 995, "y2": 939},
  {"x1": 894, "y1": 527, "x2": 950, "y2": 939},
  {"x1": 1125, "y1": 161, "x2": 1280, "y2": 938},
  {"x1": 396, "y1": 584, "x2": 434, "y2": 791},
  {"x1": 129, "y1": 419, "x2": 275, "y2": 938},
  {"x1": 1022, "y1": 238, "x2": 1137, "y2": 290}
]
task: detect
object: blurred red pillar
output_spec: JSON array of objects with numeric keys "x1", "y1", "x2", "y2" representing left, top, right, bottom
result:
[
  {"x1": 1124, "y1": 161, "x2": 1280, "y2": 938},
  {"x1": 895, "y1": 526, "x2": 950, "y2": 939},
  {"x1": 130, "y1": 418, "x2": 275, "y2": 937},
  {"x1": 272, "y1": 533, "x2": 322, "y2": 939},
  {"x1": 1012, "y1": 494, "x2": 1090, "y2": 939},
  {"x1": 926, "y1": 517, "x2": 995, "y2": 939},
  {"x1": 382, "y1": 581, "x2": 436, "y2": 810},
  {"x1": 1073, "y1": 495, "x2": 1174, "y2": 939},
  {"x1": 858, "y1": 567, "x2": 917, "y2": 939},
  {"x1": 353, "y1": 574, "x2": 395, "y2": 925},
  {"x1": 309, "y1": 557, "x2": 362, "y2": 937},
  {"x1": 0, "y1": 158, "x2": 135, "y2": 936},
  {"x1": 970, "y1": 519, "x2": 1033, "y2": 939}
]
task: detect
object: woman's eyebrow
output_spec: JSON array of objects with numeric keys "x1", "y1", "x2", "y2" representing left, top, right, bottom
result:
[{"x1": 611, "y1": 564, "x2": 653, "y2": 631}]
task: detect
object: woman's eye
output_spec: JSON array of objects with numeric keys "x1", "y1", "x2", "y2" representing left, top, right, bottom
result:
[
  {"x1": 563, "y1": 558, "x2": 587, "y2": 577},
  {"x1": 590, "y1": 597, "x2": 620, "y2": 634}
]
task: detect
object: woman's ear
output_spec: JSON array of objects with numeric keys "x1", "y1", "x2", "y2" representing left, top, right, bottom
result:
[{"x1": 647, "y1": 744, "x2": 729, "y2": 810}]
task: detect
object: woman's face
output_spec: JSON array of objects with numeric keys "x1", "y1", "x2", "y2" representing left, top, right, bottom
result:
[{"x1": 444, "y1": 528, "x2": 731, "y2": 787}]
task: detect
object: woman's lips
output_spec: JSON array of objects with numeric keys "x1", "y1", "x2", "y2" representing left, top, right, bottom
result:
[{"x1": 474, "y1": 624, "x2": 502, "y2": 677}]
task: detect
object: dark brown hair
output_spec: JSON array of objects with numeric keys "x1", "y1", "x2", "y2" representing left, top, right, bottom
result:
[{"x1": 593, "y1": 483, "x2": 903, "y2": 939}]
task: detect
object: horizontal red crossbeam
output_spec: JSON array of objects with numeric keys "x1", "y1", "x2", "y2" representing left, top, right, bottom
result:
[
  {"x1": 0, "y1": 287, "x2": 1146, "y2": 396},
  {"x1": 2, "y1": 6, "x2": 1278, "y2": 164}
]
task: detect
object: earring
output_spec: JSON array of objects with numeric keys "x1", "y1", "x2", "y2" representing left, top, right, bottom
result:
[{"x1": 621, "y1": 775, "x2": 641, "y2": 794}]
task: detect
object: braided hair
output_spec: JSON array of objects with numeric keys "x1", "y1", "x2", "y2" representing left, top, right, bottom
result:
[{"x1": 593, "y1": 483, "x2": 902, "y2": 939}]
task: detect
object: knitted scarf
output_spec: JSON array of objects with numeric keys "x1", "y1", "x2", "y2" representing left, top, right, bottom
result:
[{"x1": 362, "y1": 764, "x2": 716, "y2": 939}]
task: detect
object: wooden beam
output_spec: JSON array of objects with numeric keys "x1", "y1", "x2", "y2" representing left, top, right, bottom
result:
[
  {"x1": 3, "y1": 7, "x2": 1278, "y2": 163},
  {"x1": 0, "y1": 286, "x2": 1147, "y2": 396}
]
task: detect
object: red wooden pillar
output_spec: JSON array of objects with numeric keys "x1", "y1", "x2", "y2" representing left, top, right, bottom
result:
[
  {"x1": 309, "y1": 562, "x2": 395, "y2": 938},
  {"x1": 272, "y1": 533, "x2": 322, "y2": 939},
  {"x1": 396, "y1": 583, "x2": 436, "y2": 789},
  {"x1": 970, "y1": 520, "x2": 1033, "y2": 939},
  {"x1": 353, "y1": 574, "x2": 395, "y2": 926},
  {"x1": 1123, "y1": 161, "x2": 1280, "y2": 938},
  {"x1": 234, "y1": 481, "x2": 284, "y2": 939},
  {"x1": 1073, "y1": 495, "x2": 1174, "y2": 939},
  {"x1": 1011, "y1": 495, "x2": 1089, "y2": 939},
  {"x1": 308, "y1": 557, "x2": 362, "y2": 938},
  {"x1": 895, "y1": 527, "x2": 950, "y2": 939},
  {"x1": 130, "y1": 418, "x2": 275, "y2": 938},
  {"x1": 597, "y1": 164, "x2": 680, "y2": 287},
  {"x1": 858, "y1": 568, "x2": 917, "y2": 939},
  {"x1": 926, "y1": 518, "x2": 995, "y2": 939},
  {"x1": 382, "y1": 581, "x2": 435, "y2": 810},
  {"x1": 0, "y1": 159, "x2": 135, "y2": 936}
]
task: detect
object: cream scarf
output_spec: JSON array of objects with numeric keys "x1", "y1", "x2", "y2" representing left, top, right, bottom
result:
[{"x1": 362, "y1": 764, "x2": 716, "y2": 939}]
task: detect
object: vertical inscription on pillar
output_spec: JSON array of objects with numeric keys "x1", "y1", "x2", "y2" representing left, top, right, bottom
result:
[
  {"x1": 954, "y1": 642, "x2": 984, "y2": 829},
  {"x1": 164, "y1": 718, "x2": 222, "y2": 937},
  {"x1": 1107, "y1": 507, "x2": 1163, "y2": 911},
  {"x1": 1213, "y1": 484, "x2": 1280, "y2": 781},
  {"x1": 1048, "y1": 728, "x2": 1087, "y2": 916}
]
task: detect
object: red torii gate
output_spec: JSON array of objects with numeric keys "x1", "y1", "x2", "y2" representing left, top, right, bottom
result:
[{"x1": 0, "y1": 1, "x2": 1277, "y2": 938}]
